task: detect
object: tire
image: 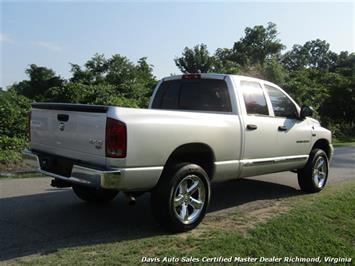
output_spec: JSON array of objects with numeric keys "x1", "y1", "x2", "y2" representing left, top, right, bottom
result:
[
  {"x1": 151, "y1": 163, "x2": 211, "y2": 232},
  {"x1": 72, "y1": 184, "x2": 118, "y2": 203},
  {"x1": 298, "y1": 149, "x2": 329, "y2": 193}
]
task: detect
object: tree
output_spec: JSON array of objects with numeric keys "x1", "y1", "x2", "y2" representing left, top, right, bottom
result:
[
  {"x1": 174, "y1": 44, "x2": 214, "y2": 73},
  {"x1": 213, "y1": 48, "x2": 241, "y2": 74},
  {"x1": 319, "y1": 72, "x2": 354, "y2": 126},
  {"x1": 70, "y1": 53, "x2": 108, "y2": 84},
  {"x1": 45, "y1": 83, "x2": 139, "y2": 108},
  {"x1": 231, "y1": 22, "x2": 284, "y2": 66},
  {"x1": 334, "y1": 51, "x2": 355, "y2": 76},
  {"x1": 135, "y1": 57, "x2": 158, "y2": 106},
  {"x1": 14, "y1": 64, "x2": 64, "y2": 101},
  {"x1": 282, "y1": 39, "x2": 338, "y2": 71},
  {"x1": 105, "y1": 54, "x2": 136, "y2": 85},
  {"x1": 60, "y1": 54, "x2": 157, "y2": 108},
  {"x1": 283, "y1": 69, "x2": 330, "y2": 111},
  {"x1": 262, "y1": 59, "x2": 287, "y2": 84}
]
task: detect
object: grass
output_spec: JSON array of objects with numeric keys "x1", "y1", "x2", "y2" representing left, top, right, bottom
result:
[
  {"x1": 0, "y1": 172, "x2": 44, "y2": 179},
  {"x1": 6, "y1": 180, "x2": 355, "y2": 265},
  {"x1": 333, "y1": 137, "x2": 355, "y2": 147}
]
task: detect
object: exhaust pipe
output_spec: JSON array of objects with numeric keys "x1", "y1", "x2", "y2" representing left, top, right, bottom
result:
[{"x1": 51, "y1": 179, "x2": 72, "y2": 188}]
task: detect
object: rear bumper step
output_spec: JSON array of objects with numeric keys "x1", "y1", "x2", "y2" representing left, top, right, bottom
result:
[{"x1": 22, "y1": 149, "x2": 121, "y2": 189}]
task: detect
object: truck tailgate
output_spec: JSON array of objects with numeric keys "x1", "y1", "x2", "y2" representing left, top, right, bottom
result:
[{"x1": 30, "y1": 104, "x2": 108, "y2": 166}]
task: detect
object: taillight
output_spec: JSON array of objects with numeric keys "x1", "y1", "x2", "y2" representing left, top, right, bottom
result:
[
  {"x1": 182, "y1": 73, "x2": 201, "y2": 80},
  {"x1": 105, "y1": 118, "x2": 127, "y2": 158},
  {"x1": 28, "y1": 111, "x2": 32, "y2": 141}
]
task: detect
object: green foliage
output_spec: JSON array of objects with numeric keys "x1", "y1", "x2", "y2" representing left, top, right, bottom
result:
[
  {"x1": 213, "y1": 48, "x2": 241, "y2": 74},
  {"x1": 0, "y1": 90, "x2": 30, "y2": 162},
  {"x1": 13, "y1": 64, "x2": 64, "y2": 101},
  {"x1": 283, "y1": 69, "x2": 329, "y2": 110},
  {"x1": 0, "y1": 149, "x2": 23, "y2": 163},
  {"x1": 0, "y1": 135, "x2": 27, "y2": 151},
  {"x1": 231, "y1": 22, "x2": 284, "y2": 66},
  {"x1": 282, "y1": 39, "x2": 338, "y2": 71},
  {"x1": 0, "y1": 90, "x2": 31, "y2": 138},
  {"x1": 174, "y1": 44, "x2": 214, "y2": 73},
  {"x1": 45, "y1": 83, "x2": 139, "y2": 108},
  {"x1": 176, "y1": 23, "x2": 284, "y2": 73},
  {"x1": 68, "y1": 54, "x2": 156, "y2": 107}
]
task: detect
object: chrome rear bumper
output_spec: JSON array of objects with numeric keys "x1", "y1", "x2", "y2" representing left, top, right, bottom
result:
[
  {"x1": 22, "y1": 149, "x2": 162, "y2": 191},
  {"x1": 22, "y1": 149, "x2": 121, "y2": 189}
]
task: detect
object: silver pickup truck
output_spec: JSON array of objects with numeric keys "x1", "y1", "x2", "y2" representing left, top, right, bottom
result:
[{"x1": 24, "y1": 73, "x2": 333, "y2": 232}]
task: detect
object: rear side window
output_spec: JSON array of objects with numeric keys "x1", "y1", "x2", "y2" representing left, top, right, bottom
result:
[
  {"x1": 264, "y1": 85, "x2": 298, "y2": 118},
  {"x1": 151, "y1": 79, "x2": 232, "y2": 112},
  {"x1": 240, "y1": 81, "x2": 269, "y2": 115}
]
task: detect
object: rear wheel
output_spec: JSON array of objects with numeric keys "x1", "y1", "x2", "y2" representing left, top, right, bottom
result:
[
  {"x1": 151, "y1": 163, "x2": 211, "y2": 232},
  {"x1": 298, "y1": 149, "x2": 329, "y2": 193},
  {"x1": 72, "y1": 184, "x2": 118, "y2": 203}
]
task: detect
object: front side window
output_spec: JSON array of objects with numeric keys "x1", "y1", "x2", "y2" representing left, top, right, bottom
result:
[
  {"x1": 151, "y1": 79, "x2": 232, "y2": 112},
  {"x1": 264, "y1": 85, "x2": 298, "y2": 118},
  {"x1": 240, "y1": 81, "x2": 269, "y2": 115}
]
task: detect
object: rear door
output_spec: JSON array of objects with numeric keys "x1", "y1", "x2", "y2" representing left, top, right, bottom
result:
[
  {"x1": 238, "y1": 80, "x2": 280, "y2": 177},
  {"x1": 31, "y1": 104, "x2": 108, "y2": 166}
]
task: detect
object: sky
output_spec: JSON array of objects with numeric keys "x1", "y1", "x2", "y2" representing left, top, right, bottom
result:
[{"x1": 0, "y1": 0, "x2": 354, "y2": 88}]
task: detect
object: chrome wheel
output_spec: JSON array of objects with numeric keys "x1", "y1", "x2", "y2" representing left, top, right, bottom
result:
[
  {"x1": 173, "y1": 174, "x2": 206, "y2": 225},
  {"x1": 312, "y1": 156, "x2": 327, "y2": 188}
]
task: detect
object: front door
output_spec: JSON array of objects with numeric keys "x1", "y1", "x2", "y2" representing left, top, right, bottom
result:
[{"x1": 263, "y1": 84, "x2": 311, "y2": 170}]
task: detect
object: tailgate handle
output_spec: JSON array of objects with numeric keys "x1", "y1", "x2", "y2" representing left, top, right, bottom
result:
[{"x1": 57, "y1": 114, "x2": 69, "y2": 122}]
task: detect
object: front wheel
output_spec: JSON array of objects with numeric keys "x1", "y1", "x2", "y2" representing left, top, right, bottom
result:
[
  {"x1": 151, "y1": 163, "x2": 211, "y2": 232},
  {"x1": 72, "y1": 184, "x2": 119, "y2": 203},
  {"x1": 298, "y1": 149, "x2": 329, "y2": 193}
]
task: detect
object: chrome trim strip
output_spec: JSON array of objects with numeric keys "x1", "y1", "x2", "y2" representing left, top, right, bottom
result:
[
  {"x1": 214, "y1": 160, "x2": 239, "y2": 165},
  {"x1": 124, "y1": 166, "x2": 164, "y2": 172},
  {"x1": 214, "y1": 155, "x2": 308, "y2": 167},
  {"x1": 241, "y1": 155, "x2": 309, "y2": 167},
  {"x1": 72, "y1": 164, "x2": 121, "y2": 175}
]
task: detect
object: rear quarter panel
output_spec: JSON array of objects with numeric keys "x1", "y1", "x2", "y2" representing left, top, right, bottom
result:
[{"x1": 106, "y1": 107, "x2": 242, "y2": 180}]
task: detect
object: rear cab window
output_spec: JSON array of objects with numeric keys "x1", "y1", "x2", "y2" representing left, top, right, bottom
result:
[
  {"x1": 151, "y1": 78, "x2": 232, "y2": 112},
  {"x1": 240, "y1": 80, "x2": 269, "y2": 116}
]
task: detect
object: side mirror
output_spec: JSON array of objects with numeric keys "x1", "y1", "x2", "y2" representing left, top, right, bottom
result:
[{"x1": 300, "y1": 105, "x2": 314, "y2": 119}]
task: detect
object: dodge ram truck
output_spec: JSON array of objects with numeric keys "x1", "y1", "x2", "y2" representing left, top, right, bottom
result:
[{"x1": 23, "y1": 73, "x2": 333, "y2": 232}]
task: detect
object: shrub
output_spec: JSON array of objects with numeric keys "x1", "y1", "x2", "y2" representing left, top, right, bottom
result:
[
  {"x1": 0, "y1": 90, "x2": 31, "y2": 138},
  {"x1": 0, "y1": 90, "x2": 30, "y2": 162}
]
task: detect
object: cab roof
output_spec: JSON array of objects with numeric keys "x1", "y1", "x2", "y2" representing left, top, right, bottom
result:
[{"x1": 163, "y1": 73, "x2": 269, "y2": 84}]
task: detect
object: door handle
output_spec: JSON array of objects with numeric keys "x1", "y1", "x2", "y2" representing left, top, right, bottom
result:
[
  {"x1": 278, "y1": 126, "x2": 287, "y2": 131},
  {"x1": 247, "y1": 124, "x2": 258, "y2": 130}
]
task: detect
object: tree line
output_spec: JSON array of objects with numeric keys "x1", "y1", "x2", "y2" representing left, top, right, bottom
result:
[{"x1": 0, "y1": 22, "x2": 354, "y2": 162}]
